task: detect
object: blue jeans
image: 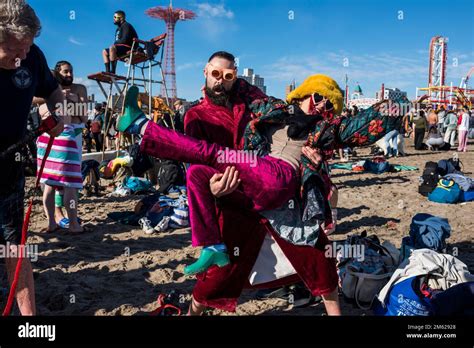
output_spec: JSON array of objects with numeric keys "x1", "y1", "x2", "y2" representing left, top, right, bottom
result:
[{"x1": 384, "y1": 129, "x2": 399, "y2": 156}]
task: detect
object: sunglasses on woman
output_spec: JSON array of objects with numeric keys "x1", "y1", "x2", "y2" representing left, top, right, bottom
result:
[
  {"x1": 208, "y1": 63, "x2": 237, "y2": 81},
  {"x1": 312, "y1": 93, "x2": 334, "y2": 111}
]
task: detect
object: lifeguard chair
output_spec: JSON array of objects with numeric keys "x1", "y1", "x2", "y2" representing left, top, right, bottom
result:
[{"x1": 88, "y1": 33, "x2": 171, "y2": 157}]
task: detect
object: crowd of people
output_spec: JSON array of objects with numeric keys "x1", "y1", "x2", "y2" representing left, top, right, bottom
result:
[
  {"x1": 0, "y1": 0, "x2": 472, "y2": 317},
  {"x1": 408, "y1": 105, "x2": 472, "y2": 152}
]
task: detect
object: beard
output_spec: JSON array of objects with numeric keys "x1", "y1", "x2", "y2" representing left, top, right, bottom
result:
[
  {"x1": 204, "y1": 79, "x2": 235, "y2": 107},
  {"x1": 54, "y1": 70, "x2": 73, "y2": 87},
  {"x1": 60, "y1": 76, "x2": 73, "y2": 87}
]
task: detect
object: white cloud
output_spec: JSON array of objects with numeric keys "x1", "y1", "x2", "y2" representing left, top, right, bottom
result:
[
  {"x1": 183, "y1": 48, "x2": 471, "y2": 100},
  {"x1": 192, "y1": 2, "x2": 237, "y2": 41},
  {"x1": 68, "y1": 36, "x2": 84, "y2": 46},
  {"x1": 261, "y1": 51, "x2": 473, "y2": 98},
  {"x1": 196, "y1": 3, "x2": 234, "y2": 19}
]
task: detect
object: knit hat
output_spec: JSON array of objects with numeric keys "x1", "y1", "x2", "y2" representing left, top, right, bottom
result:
[{"x1": 287, "y1": 74, "x2": 344, "y2": 114}]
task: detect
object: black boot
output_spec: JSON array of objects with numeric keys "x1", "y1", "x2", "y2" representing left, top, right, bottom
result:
[
  {"x1": 105, "y1": 62, "x2": 110, "y2": 73},
  {"x1": 111, "y1": 60, "x2": 117, "y2": 74}
]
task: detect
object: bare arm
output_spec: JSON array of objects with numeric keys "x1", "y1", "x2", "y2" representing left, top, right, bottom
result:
[{"x1": 76, "y1": 85, "x2": 89, "y2": 123}]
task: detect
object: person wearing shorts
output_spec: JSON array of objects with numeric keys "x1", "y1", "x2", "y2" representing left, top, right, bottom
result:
[
  {"x1": 0, "y1": 0, "x2": 64, "y2": 315},
  {"x1": 102, "y1": 10, "x2": 138, "y2": 74}
]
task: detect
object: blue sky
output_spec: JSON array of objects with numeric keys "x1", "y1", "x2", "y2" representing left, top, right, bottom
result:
[{"x1": 30, "y1": 0, "x2": 474, "y2": 102}]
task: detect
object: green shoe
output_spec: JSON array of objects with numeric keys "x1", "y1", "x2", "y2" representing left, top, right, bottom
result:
[
  {"x1": 117, "y1": 86, "x2": 145, "y2": 132},
  {"x1": 184, "y1": 248, "x2": 230, "y2": 276}
]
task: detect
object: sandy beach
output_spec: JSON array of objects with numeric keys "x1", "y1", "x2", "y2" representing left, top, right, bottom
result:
[{"x1": 1, "y1": 137, "x2": 472, "y2": 316}]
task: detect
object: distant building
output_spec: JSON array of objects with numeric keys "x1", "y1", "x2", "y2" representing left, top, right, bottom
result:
[
  {"x1": 239, "y1": 68, "x2": 267, "y2": 94},
  {"x1": 348, "y1": 84, "x2": 377, "y2": 110},
  {"x1": 376, "y1": 87, "x2": 407, "y2": 100},
  {"x1": 351, "y1": 84, "x2": 363, "y2": 100},
  {"x1": 285, "y1": 80, "x2": 296, "y2": 97},
  {"x1": 347, "y1": 97, "x2": 378, "y2": 110}
]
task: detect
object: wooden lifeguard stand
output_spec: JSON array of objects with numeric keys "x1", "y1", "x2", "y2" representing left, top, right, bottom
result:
[{"x1": 87, "y1": 33, "x2": 173, "y2": 158}]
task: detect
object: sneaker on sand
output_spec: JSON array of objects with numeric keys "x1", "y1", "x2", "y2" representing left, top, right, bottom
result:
[
  {"x1": 110, "y1": 184, "x2": 131, "y2": 197},
  {"x1": 139, "y1": 217, "x2": 155, "y2": 234},
  {"x1": 154, "y1": 216, "x2": 171, "y2": 233}
]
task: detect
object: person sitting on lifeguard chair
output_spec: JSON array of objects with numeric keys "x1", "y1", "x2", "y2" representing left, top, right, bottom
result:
[{"x1": 102, "y1": 10, "x2": 138, "y2": 74}]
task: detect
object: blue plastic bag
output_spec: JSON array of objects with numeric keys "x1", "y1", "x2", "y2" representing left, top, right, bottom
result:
[{"x1": 374, "y1": 277, "x2": 434, "y2": 316}]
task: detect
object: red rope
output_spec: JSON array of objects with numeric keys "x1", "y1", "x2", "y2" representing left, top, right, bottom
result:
[{"x1": 2, "y1": 136, "x2": 54, "y2": 316}]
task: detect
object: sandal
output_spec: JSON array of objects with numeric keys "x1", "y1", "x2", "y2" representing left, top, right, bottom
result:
[
  {"x1": 58, "y1": 217, "x2": 82, "y2": 229},
  {"x1": 150, "y1": 292, "x2": 182, "y2": 316}
]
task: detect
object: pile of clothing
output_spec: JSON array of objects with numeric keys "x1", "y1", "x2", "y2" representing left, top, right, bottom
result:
[
  {"x1": 420, "y1": 158, "x2": 474, "y2": 203},
  {"x1": 107, "y1": 186, "x2": 189, "y2": 234},
  {"x1": 400, "y1": 213, "x2": 451, "y2": 261},
  {"x1": 138, "y1": 190, "x2": 189, "y2": 234},
  {"x1": 108, "y1": 176, "x2": 154, "y2": 197},
  {"x1": 99, "y1": 153, "x2": 134, "y2": 179},
  {"x1": 375, "y1": 250, "x2": 474, "y2": 316},
  {"x1": 336, "y1": 213, "x2": 474, "y2": 315},
  {"x1": 331, "y1": 159, "x2": 417, "y2": 174},
  {"x1": 374, "y1": 213, "x2": 474, "y2": 316}
]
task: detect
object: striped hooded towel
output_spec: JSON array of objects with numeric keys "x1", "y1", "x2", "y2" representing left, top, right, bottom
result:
[{"x1": 37, "y1": 124, "x2": 83, "y2": 189}]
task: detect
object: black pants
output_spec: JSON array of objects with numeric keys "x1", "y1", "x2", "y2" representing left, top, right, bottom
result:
[
  {"x1": 85, "y1": 136, "x2": 93, "y2": 153},
  {"x1": 414, "y1": 128, "x2": 425, "y2": 150},
  {"x1": 92, "y1": 132, "x2": 103, "y2": 152}
]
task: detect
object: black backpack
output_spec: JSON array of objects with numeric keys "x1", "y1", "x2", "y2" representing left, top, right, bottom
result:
[
  {"x1": 129, "y1": 143, "x2": 154, "y2": 177},
  {"x1": 418, "y1": 161, "x2": 440, "y2": 196},
  {"x1": 155, "y1": 159, "x2": 186, "y2": 194}
]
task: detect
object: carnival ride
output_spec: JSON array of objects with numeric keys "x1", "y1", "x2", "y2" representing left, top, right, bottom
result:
[{"x1": 416, "y1": 36, "x2": 474, "y2": 108}]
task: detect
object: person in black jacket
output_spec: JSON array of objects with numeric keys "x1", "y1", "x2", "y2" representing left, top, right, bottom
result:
[{"x1": 102, "y1": 10, "x2": 138, "y2": 74}]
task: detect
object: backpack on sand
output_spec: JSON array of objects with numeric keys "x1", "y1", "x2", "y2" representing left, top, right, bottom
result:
[
  {"x1": 428, "y1": 179, "x2": 461, "y2": 204},
  {"x1": 337, "y1": 232, "x2": 399, "y2": 310},
  {"x1": 418, "y1": 161, "x2": 439, "y2": 196},
  {"x1": 437, "y1": 158, "x2": 462, "y2": 176}
]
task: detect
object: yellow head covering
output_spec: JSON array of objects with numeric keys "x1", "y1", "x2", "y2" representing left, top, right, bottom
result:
[{"x1": 286, "y1": 74, "x2": 343, "y2": 114}]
